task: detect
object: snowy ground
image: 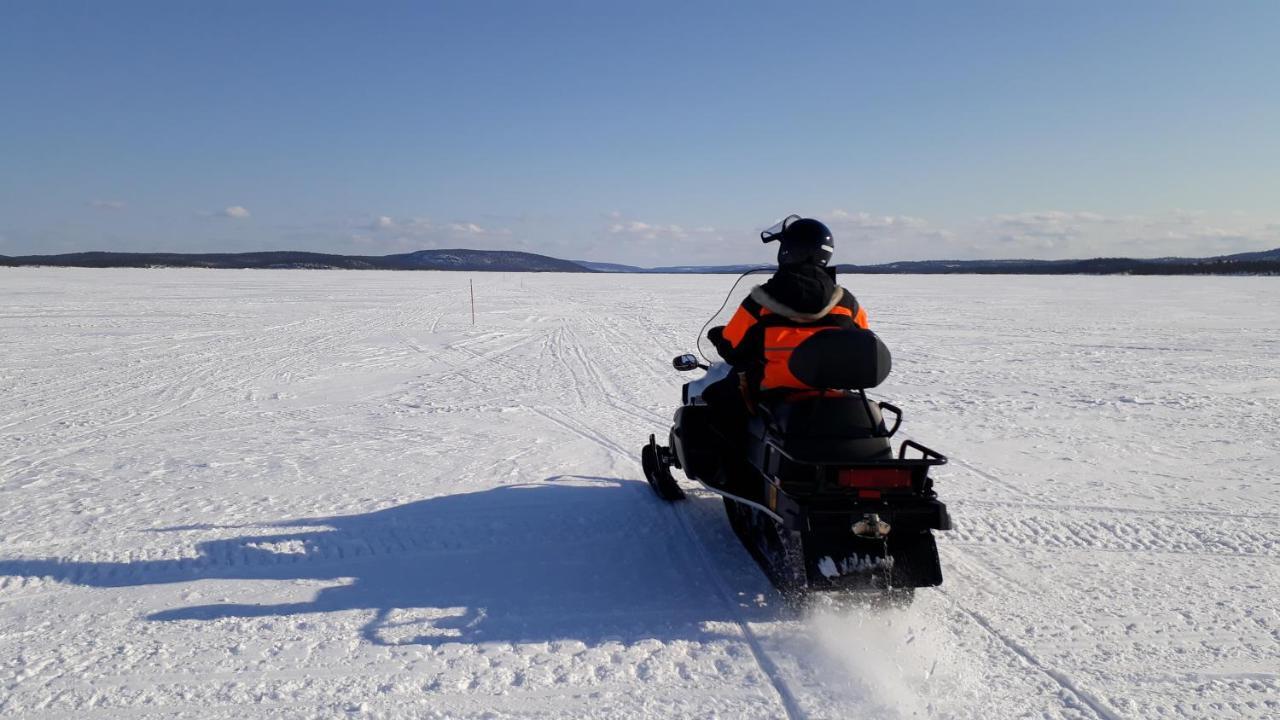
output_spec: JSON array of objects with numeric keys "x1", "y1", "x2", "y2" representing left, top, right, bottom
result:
[{"x1": 1, "y1": 268, "x2": 1276, "y2": 719}]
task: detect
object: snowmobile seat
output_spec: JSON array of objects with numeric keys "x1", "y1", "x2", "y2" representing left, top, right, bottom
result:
[
  {"x1": 759, "y1": 394, "x2": 893, "y2": 462},
  {"x1": 747, "y1": 327, "x2": 894, "y2": 462}
]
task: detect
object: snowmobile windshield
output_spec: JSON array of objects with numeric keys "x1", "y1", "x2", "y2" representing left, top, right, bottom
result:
[{"x1": 697, "y1": 268, "x2": 774, "y2": 362}]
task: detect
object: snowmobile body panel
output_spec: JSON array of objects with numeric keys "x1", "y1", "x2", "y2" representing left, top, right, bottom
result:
[{"x1": 669, "y1": 404, "x2": 719, "y2": 483}]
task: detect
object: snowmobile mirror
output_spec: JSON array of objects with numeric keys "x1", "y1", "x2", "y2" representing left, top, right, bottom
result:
[{"x1": 672, "y1": 354, "x2": 702, "y2": 371}]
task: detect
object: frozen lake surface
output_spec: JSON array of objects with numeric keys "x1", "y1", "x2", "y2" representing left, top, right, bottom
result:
[{"x1": 1, "y1": 268, "x2": 1277, "y2": 718}]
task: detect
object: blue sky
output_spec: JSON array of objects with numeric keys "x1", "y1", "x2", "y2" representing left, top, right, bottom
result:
[{"x1": 2, "y1": 1, "x2": 1278, "y2": 265}]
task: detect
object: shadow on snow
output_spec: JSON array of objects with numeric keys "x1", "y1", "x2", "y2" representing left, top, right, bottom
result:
[{"x1": 0, "y1": 476, "x2": 772, "y2": 646}]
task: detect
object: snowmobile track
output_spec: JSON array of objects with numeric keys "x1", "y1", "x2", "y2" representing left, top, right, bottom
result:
[
  {"x1": 462, "y1": 323, "x2": 809, "y2": 720},
  {"x1": 390, "y1": 319, "x2": 812, "y2": 720},
  {"x1": 942, "y1": 590, "x2": 1123, "y2": 720},
  {"x1": 2, "y1": 270, "x2": 1277, "y2": 719},
  {"x1": 660, "y1": 492, "x2": 807, "y2": 720},
  {"x1": 522, "y1": 404, "x2": 808, "y2": 720}
]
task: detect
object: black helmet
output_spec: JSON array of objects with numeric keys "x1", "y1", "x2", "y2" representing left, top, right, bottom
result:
[{"x1": 761, "y1": 215, "x2": 834, "y2": 267}]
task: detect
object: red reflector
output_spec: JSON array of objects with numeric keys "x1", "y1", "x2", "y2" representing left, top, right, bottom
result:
[{"x1": 838, "y1": 468, "x2": 912, "y2": 489}]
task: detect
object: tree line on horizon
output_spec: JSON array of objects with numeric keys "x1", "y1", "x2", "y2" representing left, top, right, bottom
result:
[{"x1": 2, "y1": 247, "x2": 1278, "y2": 275}]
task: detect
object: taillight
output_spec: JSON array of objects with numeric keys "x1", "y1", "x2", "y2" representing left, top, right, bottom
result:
[{"x1": 837, "y1": 468, "x2": 912, "y2": 490}]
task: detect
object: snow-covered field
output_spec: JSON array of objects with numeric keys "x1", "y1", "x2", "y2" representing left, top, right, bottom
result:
[{"x1": 1, "y1": 268, "x2": 1276, "y2": 719}]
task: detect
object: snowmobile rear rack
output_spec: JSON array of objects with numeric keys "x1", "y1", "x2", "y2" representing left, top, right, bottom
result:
[
  {"x1": 763, "y1": 438, "x2": 947, "y2": 469},
  {"x1": 760, "y1": 438, "x2": 946, "y2": 501},
  {"x1": 898, "y1": 439, "x2": 946, "y2": 463},
  {"x1": 878, "y1": 400, "x2": 903, "y2": 436}
]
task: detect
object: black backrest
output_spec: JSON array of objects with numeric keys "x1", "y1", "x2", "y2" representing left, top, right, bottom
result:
[{"x1": 787, "y1": 329, "x2": 892, "y2": 390}]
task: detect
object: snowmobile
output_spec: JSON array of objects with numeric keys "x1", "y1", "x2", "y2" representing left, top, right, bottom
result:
[{"x1": 641, "y1": 269, "x2": 952, "y2": 600}]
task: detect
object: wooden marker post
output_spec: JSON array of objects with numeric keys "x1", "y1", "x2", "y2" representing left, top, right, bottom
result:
[{"x1": 470, "y1": 279, "x2": 475, "y2": 325}]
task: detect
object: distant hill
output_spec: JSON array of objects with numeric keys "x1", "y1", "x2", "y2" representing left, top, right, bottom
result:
[
  {"x1": 4, "y1": 247, "x2": 1278, "y2": 275},
  {"x1": 1214, "y1": 247, "x2": 1280, "y2": 263},
  {"x1": 647, "y1": 264, "x2": 767, "y2": 274},
  {"x1": 584, "y1": 254, "x2": 1280, "y2": 275},
  {"x1": 833, "y1": 250, "x2": 1280, "y2": 275},
  {"x1": 579, "y1": 262, "x2": 769, "y2": 274},
  {"x1": 575, "y1": 260, "x2": 644, "y2": 273},
  {"x1": 2, "y1": 249, "x2": 591, "y2": 273},
  {"x1": 381, "y1": 249, "x2": 589, "y2": 272}
]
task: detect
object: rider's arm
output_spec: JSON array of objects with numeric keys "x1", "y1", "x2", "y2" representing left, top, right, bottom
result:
[
  {"x1": 713, "y1": 299, "x2": 764, "y2": 366},
  {"x1": 831, "y1": 289, "x2": 869, "y2": 329}
]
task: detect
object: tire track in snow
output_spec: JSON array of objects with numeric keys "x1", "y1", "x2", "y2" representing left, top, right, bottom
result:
[
  {"x1": 420, "y1": 303, "x2": 809, "y2": 717},
  {"x1": 938, "y1": 549, "x2": 1123, "y2": 720},
  {"x1": 1, "y1": 306, "x2": 406, "y2": 485},
  {"x1": 10, "y1": 272, "x2": 1271, "y2": 717},
  {"x1": 516, "y1": 403, "x2": 807, "y2": 720},
  {"x1": 954, "y1": 498, "x2": 1280, "y2": 522},
  {"x1": 531, "y1": 292, "x2": 810, "y2": 719},
  {"x1": 948, "y1": 512, "x2": 1276, "y2": 558},
  {"x1": 8, "y1": 680, "x2": 779, "y2": 720},
  {"x1": 661, "y1": 497, "x2": 806, "y2": 720},
  {"x1": 571, "y1": 298, "x2": 1104, "y2": 719},
  {"x1": 947, "y1": 456, "x2": 1032, "y2": 498},
  {"x1": 947, "y1": 595, "x2": 1123, "y2": 720},
  {"x1": 943, "y1": 457, "x2": 1278, "y2": 558},
  {"x1": 0, "y1": 314, "x2": 329, "y2": 433}
]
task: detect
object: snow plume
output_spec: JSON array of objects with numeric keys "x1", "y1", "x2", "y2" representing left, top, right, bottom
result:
[{"x1": 802, "y1": 594, "x2": 973, "y2": 718}]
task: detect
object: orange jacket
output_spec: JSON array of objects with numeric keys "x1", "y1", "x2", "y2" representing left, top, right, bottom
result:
[{"x1": 711, "y1": 282, "x2": 868, "y2": 392}]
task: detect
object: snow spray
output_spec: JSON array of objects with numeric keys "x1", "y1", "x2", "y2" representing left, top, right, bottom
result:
[{"x1": 802, "y1": 594, "x2": 973, "y2": 718}]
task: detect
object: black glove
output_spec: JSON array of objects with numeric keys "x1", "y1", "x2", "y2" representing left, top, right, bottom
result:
[{"x1": 707, "y1": 325, "x2": 731, "y2": 358}]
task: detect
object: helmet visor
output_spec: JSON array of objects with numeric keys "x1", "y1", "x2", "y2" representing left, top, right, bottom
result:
[{"x1": 760, "y1": 214, "x2": 802, "y2": 243}]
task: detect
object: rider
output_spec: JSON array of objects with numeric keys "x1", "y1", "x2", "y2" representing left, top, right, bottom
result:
[{"x1": 703, "y1": 216, "x2": 869, "y2": 488}]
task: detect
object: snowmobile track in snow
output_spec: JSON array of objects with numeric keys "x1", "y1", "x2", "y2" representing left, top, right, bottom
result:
[
  {"x1": 2, "y1": 270, "x2": 1277, "y2": 719},
  {"x1": 941, "y1": 587, "x2": 1124, "y2": 720}
]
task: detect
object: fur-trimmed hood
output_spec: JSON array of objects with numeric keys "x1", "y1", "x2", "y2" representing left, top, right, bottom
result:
[
  {"x1": 750, "y1": 284, "x2": 844, "y2": 322},
  {"x1": 751, "y1": 265, "x2": 845, "y2": 322}
]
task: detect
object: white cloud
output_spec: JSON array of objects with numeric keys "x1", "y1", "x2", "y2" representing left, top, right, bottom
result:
[
  {"x1": 972, "y1": 211, "x2": 1203, "y2": 258},
  {"x1": 220, "y1": 206, "x2": 250, "y2": 219},
  {"x1": 952, "y1": 211, "x2": 1271, "y2": 261},
  {"x1": 89, "y1": 199, "x2": 125, "y2": 210},
  {"x1": 607, "y1": 217, "x2": 725, "y2": 243},
  {"x1": 355, "y1": 215, "x2": 514, "y2": 252},
  {"x1": 594, "y1": 215, "x2": 739, "y2": 265},
  {"x1": 989, "y1": 210, "x2": 1111, "y2": 227},
  {"x1": 830, "y1": 210, "x2": 927, "y2": 229},
  {"x1": 608, "y1": 220, "x2": 686, "y2": 240},
  {"x1": 824, "y1": 210, "x2": 955, "y2": 263},
  {"x1": 807, "y1": 208, "x2": 1280, "y2": 264},
  {"x1": 324, "y1": 209, "x2": 1280, "y2": 266}
]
